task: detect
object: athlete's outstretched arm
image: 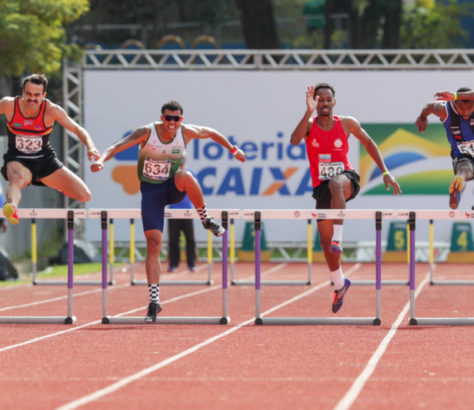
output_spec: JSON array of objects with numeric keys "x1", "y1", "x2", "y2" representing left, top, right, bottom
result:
[
  {"x1": 435, "y1": 90, "x2": 474, "y2": 101},
  {"x1": 183, "y1": 124, "x2": 246, "y2": 162},
  {"x1": 345, "y1": 116, "x2": 402, "y2": 195},
  {"x1": 91, "y1": 126, "x2": 149, "y2": 172}
]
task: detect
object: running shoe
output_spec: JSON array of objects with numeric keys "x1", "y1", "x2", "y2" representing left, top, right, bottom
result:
[
  {"x1": 449, "y1": 175, "x2": 464, "y2": 210},
  {"x1": 203, "y1": 218, "x2": 225, "y2": 237},
  {"x1": 329, "y1": 240, "x2": 343, "y2": 254},
  {"x1": 3, "y1": 203, "x2": 19, "y2": 225},
  {"x1": 145, "y1": 302, "x2": 162, "y2": 323},
  {"x1": 332, "y1": 278, "x2": 351, "y2": 313}
]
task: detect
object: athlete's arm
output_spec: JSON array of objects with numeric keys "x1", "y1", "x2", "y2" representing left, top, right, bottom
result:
[
  {"x1": 415, "y1": 101, "x2": 446, "y2": 133},
  {"x1": 91, "y1": 126, "x2": 150, "y2": 172},
  {"x1": 435, "y1": 90, "x2": 474, "y2": 101},
  {"x1": 0, "y1": 97, "x2": 14, "y2": 119},
  {"x1": 290, "y1": 86, "x2": 318, "y2": 145},
  {"x1": 343, "y1": 116, "x2": 402, "y2": 195},
  {"x1": 182, "y1": 124, "x2": 246, "y2": 162},
  {"x1": 49, "y1": 102, "x2": 100, "y2": 161}
]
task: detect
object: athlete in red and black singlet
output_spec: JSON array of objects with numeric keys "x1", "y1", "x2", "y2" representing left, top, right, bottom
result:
[
  {"x1": 2, "y1": 96, "x2": 63, "y2": 186},
  {"x1": 305, "y1": 115, "x2": 353, "y2": 188},
  {"x1": 6, "y1": 96, "x2": 54, "y2": 159}
]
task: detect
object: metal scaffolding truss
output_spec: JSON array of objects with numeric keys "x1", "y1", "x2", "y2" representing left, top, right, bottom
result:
[
  {"x1": 82, "y1": 48, "x2": 474, "y2": 70},
  {"x1": 63, "y1": 48, "x2": 474, "y2": 236}
]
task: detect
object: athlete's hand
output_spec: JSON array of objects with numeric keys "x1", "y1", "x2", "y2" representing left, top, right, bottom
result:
[
  {"x1": 306, "y1": 85, "x2": 318, "y2": 113},
  {"x1": 90, "y1": 161, "x2": 104, "y2": 173},
  {"x1": 435, "y1": 91, "x2": 454, "y2": 101},
  {"x1": 383, "y1": 173, "x2": 402, "y2": 195},
  {"x1": 87, "y1": 146, "x2": 101, "y2": 162},
  {"x1": 233, "y1": 148, "x2": 246, "y2": 162},
  {"x1": 415, "y1": 115, "x2": 428, "y2": 133}
]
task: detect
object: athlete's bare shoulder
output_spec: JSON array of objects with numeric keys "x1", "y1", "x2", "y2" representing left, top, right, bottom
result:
[{"x1": 0, "y1": 96, "x2": 15, "y2": 117}]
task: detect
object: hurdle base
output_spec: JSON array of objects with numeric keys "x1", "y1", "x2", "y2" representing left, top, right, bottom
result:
[
  {"x1": 0, "y1": 316, "x2": 77, "y2": 324},
  {"x1": 231, "y1": 280, "x2": 311, "y2": 286},
  {"x1": 256, "y1": 317, "x2": 380, "y2": 325},
  {"x1": 102, "y1": 316, "x2": 230, "y2": 325},
  {"x1": 430, "y1": 280, "x2": 474, "y2": 286},
  {"x1": 131, "y1": 280, "x2": 213, "y2": 286},
  {"x1": 410, "y1": 317, "x2": 474, "y2": 326},
  {"x1": 33, "y1": 280, "x2": 102, "y2": 286}
]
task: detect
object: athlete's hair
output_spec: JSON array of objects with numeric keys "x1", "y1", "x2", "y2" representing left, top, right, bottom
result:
[
  {"x1": 161, "y1": 100, "x2": 183, "y2": 115},
  {"x1": 313, "y1": 82, "x2": 335, "y2": 99},
  {"x1": 22, "y1": 73, "x2": 48, "y2": 93},
  {"x1": 457, "y1": 87, "x2": 472, "y2": 93}
]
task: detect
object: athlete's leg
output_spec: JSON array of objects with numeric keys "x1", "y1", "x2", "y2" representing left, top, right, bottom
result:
[
  {"x1": 174, "y1": 170, "x2": 224, "y2": 237},
  {"x1": 5, "y1": 161, "x2": 32, "y2": 206},
  {"x1": 328, "y1": 174, "x2": 354, "y2": 252},
  {"x1": 144, "y1": 229, "x2": 163, "y2": 284},
  {"x1": 450, "y1": 159, "x2": 474, "y2": 209},
  {"x1": 40, "y1": 167, "x2": 91, "y2": 202}
]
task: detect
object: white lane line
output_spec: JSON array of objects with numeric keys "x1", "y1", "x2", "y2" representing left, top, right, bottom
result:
[
  {"x1": 334, "y1": 272, "x2": 429, "y2": 410},
  {"x1": 56, "y1": 264, "x2": 361, "y2": 410},
  {"x1": 0, "y1": 263, "x2": 290, "y2": 352}
]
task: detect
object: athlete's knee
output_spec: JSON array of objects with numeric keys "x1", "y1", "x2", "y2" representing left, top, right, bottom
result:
[
  {"x1": 9, "y1": 172, "x2": 30, "y2": 189},
  {"x1": 146, "y1": 234, "x2": 162, "y2": 254}
]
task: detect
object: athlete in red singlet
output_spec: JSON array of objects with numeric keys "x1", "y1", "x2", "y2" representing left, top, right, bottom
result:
[
  {"x1": 0, "y1": 73, "x2": 100, "y2": 225},
  {"x1": 291, "y1": 83, "x2": 401, "y2": 313}
]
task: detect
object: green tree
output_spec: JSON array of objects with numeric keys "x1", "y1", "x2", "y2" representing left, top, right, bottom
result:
[
  {"x1": 401, "y1": 0, "x2": 473, "y2": 48},
  {"x1": 0, "y1": 0, "x2": 89, "y2": 93}
]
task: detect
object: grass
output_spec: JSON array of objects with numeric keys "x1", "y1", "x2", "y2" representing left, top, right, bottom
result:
[{"x1": 0, "y1": 262, "x2": 108, "y2": 287}]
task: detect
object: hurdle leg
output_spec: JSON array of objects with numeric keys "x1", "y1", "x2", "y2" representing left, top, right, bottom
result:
[
  {"x1": 101, "y1": 212, "x2": 110, "y2": 324},
  {"x1": 31, "y1": 218, "x2": 38, "y2": 284},
  {"x1": 230, "y1": 218, "x2": 235, "y2": 284},
  {"x1": 374, "y1": 211, "x2": 382, "y2": 324},
  {"x1": 221, "y1": 211, "x2": 230, "y2": 324},
  {"x1": 65, "y1": 211, "x2": 76, "y2": 324},
  {"x1": 207, "y1": 230, "x2": 213, "y2": 284},
  {"x1": 254, "y1": 212, "x2": 262, "y2": 324},
  {"x1": 307, "y1": 219, "x2": 312, "y2": 285},
  {"x1": 129, "y1": 218, "x2": 136, "y2": 284},
  {"x1": 108, "y1": 217, "x2": 115, "y2": 285},
  {"x1": 408, "y1": 213, "x2": 417, "y2": 325}
]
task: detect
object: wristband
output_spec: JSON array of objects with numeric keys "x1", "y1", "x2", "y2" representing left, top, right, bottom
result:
[
  {"x1": 453, "y1": 92, "x2": 457, "y2": 101},
  {"x1": 230, "y1": 145, "x2": 238, "y2": 155},
  {"x1": 382, "y1": 171, "x2": 390, "y2": 176}
]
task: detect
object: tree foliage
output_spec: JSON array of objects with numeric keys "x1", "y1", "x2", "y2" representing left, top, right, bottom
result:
[
  {"x1": 0, "y1": 0, "x2": 89, "y2": 77},
  {"x1": 401, "y1": 0, "x2": 473, "y2": 48}
]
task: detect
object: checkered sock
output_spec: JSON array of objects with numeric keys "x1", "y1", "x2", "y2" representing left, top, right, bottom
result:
[
  {"x1": 197, "y1": 205, "x2": 209, "y2": 224},
  {"x1": 148, "y1": 284, "x2": 160, "y2": 304}
]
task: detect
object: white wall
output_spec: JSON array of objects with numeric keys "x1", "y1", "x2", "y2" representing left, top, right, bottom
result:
[{"x1": 83, "y1": 70, "x2": 474, "y2": 243}]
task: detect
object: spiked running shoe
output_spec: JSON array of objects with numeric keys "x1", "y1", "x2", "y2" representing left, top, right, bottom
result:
[
  {"x1": 449, "y1": 175, "x2": 465, "y2": 210},
  {"x1": 332, "y1": 278, "x2": 351, "y2": 313},
  {"x1": 329, "y1": 240, "x2": 343, "y2": 254},
  {"x1": 145, "y1": 302, "x2": 162, "y2": 323},
  {"x1": 203, "y1": 218, "x2": 225, "y2": 237},
  {"x1": 3, "y1": 203, "x2": 19, "y2": 225}
]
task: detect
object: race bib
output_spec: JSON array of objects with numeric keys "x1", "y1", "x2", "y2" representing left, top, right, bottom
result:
[
  {"x1": 319, "y1": 161, "x2": 344, "y2": 180},
  {"x1": 15, "y1": 135, "x2": 42, "y2": 154},
  {"x1": 143, "y1": 158, "x2": 171, "y2": 181},
  {"x1": 457, "y1": 141, "x2": 474, "y2": 157}
]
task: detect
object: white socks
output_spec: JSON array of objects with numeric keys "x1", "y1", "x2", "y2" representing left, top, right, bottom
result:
[{"x1": 331, "y1": 267, "x2": 345, "y2": 290}]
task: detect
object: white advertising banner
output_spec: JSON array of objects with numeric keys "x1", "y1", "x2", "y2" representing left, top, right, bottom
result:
[{"x1": 83, "y1": 70, "x2": 474, "y2": 243}]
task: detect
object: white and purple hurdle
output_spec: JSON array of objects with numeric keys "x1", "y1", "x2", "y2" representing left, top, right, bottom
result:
[
  {"x1": 95, "y1": 210, "x2": 231, "y2": 325},
  {"x1": 246, "y1": 209, "x2": 389, "y2": 326},
  {"x1": 0, "y1": 209, "x2": 85, "y2": 324},
  {"x1": 405, "y1": 209, "x2": 474, "y2": 326}
]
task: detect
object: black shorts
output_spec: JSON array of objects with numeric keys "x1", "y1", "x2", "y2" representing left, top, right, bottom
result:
[
  {"x1": 312, "y1": 169, "x2": 361, "y2": 210},
  {"x1": 1, "y1": 151, "x2": 64, "y2": 187}
]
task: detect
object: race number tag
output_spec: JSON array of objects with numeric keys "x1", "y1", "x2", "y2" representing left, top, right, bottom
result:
[
  {"x1": 457, "y1": 141, "x2": 474, "y2": 157},
  {"x1": 143, "y1": 158, "x2": 171, "y2": 181},
  {"x1": 318, "y1": 161, "x2": 344, "y2": 180},
  {"x1": 15, "y1": 135, "x2": 42, "y2": 154}
]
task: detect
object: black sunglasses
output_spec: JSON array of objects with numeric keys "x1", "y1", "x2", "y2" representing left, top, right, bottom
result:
[{"x1": 163, "y1": 115, "x2": 182, "y2": 122}]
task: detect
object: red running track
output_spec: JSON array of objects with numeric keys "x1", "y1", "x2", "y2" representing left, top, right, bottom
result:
[{"x1": 1, "y1": 261, "x2": 474, "y2": 409}]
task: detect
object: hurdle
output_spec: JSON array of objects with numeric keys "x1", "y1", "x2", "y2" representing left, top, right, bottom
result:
[
  {"x1": 101, "y1": 211, "x2": 231, "y2": 324},
  {"x1": 0, "y1": 209, "x2": 81, "y2": 324},
  {"x1": 31, "y1": 209, "x2": 110, "y2": 286},
  {"x1": 251, "y1": 209, "x2": 387, "y2": 325},
  {"x1": 407, "y1": 209, "x2": 474, "y2": 325},
  {"x1": 127, "y1": 209, "x2": 239, "y2": 285},
  {"x1": 232, "y1": 213, "x2": 313, "y2": 286}
]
